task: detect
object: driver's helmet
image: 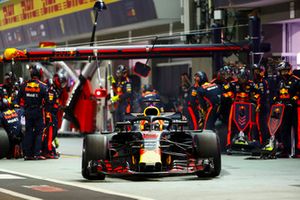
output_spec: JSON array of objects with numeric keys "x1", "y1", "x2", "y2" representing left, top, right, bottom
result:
[{"x1": 141, "y1": 93, "x2": 161, "y2": 110}]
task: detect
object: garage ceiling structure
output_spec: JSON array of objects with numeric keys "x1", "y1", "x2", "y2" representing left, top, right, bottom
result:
[
  {"x1": 215, "y1": 0, "x2": 291, "y2": 8},
  {"x1": 0, "y1": 0, "x2": 183, "y2": 51}
]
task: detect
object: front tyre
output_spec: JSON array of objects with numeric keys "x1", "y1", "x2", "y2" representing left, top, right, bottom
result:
[
  {"x1": 193, "y1": 130, "x2": 221, "y2": 177},
  {"x1": 82, "y1": 134, "x2": 107, "y2": 180}
]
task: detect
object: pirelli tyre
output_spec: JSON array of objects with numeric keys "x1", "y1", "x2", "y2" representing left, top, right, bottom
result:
[
  {"x1": 0, "y1": 128, "x2": 9, "y2": 159},
  {"x1": 82, "y1": 134, "x2": 108, "y2": 180},
  {"x1": 193, "y1": 130, "x2": 221, "y2": 177}
]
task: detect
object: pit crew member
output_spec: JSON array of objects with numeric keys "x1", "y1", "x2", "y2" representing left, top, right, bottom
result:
[{"x1": 16, "y1": 65, "x2": 48, "y2": 160}]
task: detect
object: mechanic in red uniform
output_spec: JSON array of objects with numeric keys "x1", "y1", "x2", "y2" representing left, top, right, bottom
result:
[
  {"x1": 223, "y1": 67, "x2": 260, "y2": 146},
  {"x1": 196, "y1": 71, "x2": 222, "y2": 130},
  {"x1": 272, "y1": 61, "x2": 300, "y2": 158},
  {"x1": 112, "y1": 65, "x2": 133, "y2": 122}
]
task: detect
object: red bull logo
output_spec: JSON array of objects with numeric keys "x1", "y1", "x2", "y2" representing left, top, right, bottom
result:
[{"x1": 4, "y1": 48, "x2": 26, "y2": 60}]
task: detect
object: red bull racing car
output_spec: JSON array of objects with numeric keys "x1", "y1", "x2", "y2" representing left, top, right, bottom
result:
[{"x1": 81, "y1": 106, "x2": 221, "y2": 180}]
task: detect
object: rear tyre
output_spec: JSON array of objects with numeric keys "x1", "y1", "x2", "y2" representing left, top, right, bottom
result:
[
  {"x1": 193, "y1": 130, "x2": 221, "y2": 177},
  {"x1": 82, "y1": 134, "x2": 108, "y2": 180},
  {"x1": 0, "y1": 128, "x2": 9, "y2": 159}
]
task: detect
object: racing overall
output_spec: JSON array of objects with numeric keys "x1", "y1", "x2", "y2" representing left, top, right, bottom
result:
[
  {"x1": 273, "y1": 75, "x2": 300, "y2": 156},
  {"x1": 17, "y1": 79, "x2": 48, "y2": 159},
  {"x1": 211, "y1": 76, "x2": 235, "y2": 124},
  {"x1": 179, "y1": 74, "x2": 191, "y2": 115},
  {"x1": 254, "y1": 77, "x2": 270, "y2": 145},
  {"x1": 0, "y1": 107, "x2": 24, "y2": 158},
  {"x1": 114, "y1": 77, "x2": 133, "y2": 122},
  {"x1": 223, "y1": 80, "x2": 259, "y2": 146},
  {"x1": 186, "y1": 84, "x2": 201, "y2": 130},
  {"x1": 197, "y1": 82, "x2": 222, "y2": 130},
  {"x1": 43, "y1": 84, "x2": 61, "y2": 158}
]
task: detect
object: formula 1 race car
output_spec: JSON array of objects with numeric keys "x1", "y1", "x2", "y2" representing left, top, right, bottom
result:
[{"x1": 81, "y1": 106, "x2": 221, "y2": 180}]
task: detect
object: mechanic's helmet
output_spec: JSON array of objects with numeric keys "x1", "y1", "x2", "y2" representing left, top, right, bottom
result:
[
  {"x1": 253, "y1": 64, "x2": 265, "y2": 77},
  {"x1": 223, "y1": 65, "x2": 232, "y2": 74},
  {"x1": 222, "y1": 65, "x2": 232, "y2": 80},
  {"x1": 0, "y1": 98, "x2": 9, "y2": 111},
  {"x1": 277, "y1": 61, "x2": 291, "y2": 71},
  {"x1": 2, "y1": 88, "x2": 8, "y2": 98},
  {"x1": 194, "y1": 71, "x2": 208, "y2": 85},
  {"x1": 3, "y1": 73, "x2": 11, "y2": 84},
  {"x1": 29, "y1": 65, "x2": 42, "y2": 79},
  {"x1": 60, "y1": 76, "x2": 67, "y2": 88},
  {"x1": 53, "y1": 74, "x2": 61, "y2": 88},
  {"x1": 12, "y1": 81, "x2": 20, "y2": 96},
  {"x1": 0, "y1": 87, "x2": 6, "y2": 99},
  {"x1": 116, "y1": 65, "x2": 128, "y2": 78},
  {"x1": 142, "y1": 84, "x2": 154, "y2": 93},
  {"x1": 53, "y1": 73, "x2": 67, "y2": 89},
  {"x1": 8, "y1": 71, "x2": 17, "y2": 83},
  {"x1": 277, "y1": 61, "x2": 292, "y2": 77},
  {"x1": 237, "y1": 68, "x2": 249, "y2": 83}
]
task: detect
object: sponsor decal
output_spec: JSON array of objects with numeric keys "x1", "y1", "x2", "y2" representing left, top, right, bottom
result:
[{"x1": 0, "y1": 0, "x2": 119, "y2": 30}]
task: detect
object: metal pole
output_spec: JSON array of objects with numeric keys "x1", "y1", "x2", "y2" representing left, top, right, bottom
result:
[{"x1": 90, "y1": 11, "x2": 99, "y2": 47}]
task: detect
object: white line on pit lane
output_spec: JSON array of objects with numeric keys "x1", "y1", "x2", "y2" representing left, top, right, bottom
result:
[
  {"x1": 0, "y1": 174, "x2": 26, "y2": 179},
  {"x1": 0, "y1": 168, "x2": 153, "y2": 200},
  {"x1": 0, "y1": 188, "x2": 42, "y2": 200}
]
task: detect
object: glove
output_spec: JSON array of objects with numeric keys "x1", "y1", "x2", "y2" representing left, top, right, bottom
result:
[
  {"x1": 108, "y1": 75, "x2": 116, "y2": 84},
  {"x1": 292, "y1": 96, "x2": 299, "y2": 101},
  {"x1": 111, "y1": 95, "x2": 119, "y2": 103},
  {"x1": 255, "y1": 105, "x2": 260, "y2": 113},
  {"x1": 53, "y1": 137, "x2": 60, "y2": 148}
]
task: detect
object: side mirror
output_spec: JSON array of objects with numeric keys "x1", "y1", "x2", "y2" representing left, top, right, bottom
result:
[{"x1": 133, "y1": 62, "x2": 151, "y2": 77}]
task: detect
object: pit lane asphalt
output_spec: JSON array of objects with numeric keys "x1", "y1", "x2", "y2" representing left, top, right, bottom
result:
[{"x1": 1, "y1": 137, "x2": 300, "y2": 200}]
